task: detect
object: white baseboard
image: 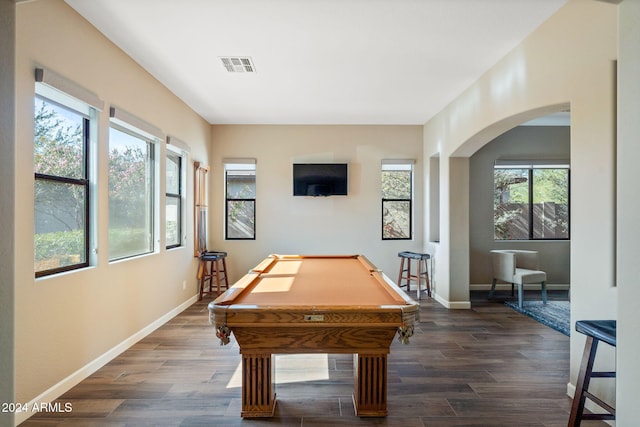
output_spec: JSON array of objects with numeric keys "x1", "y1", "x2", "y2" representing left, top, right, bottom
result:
[
  {"x1": 469, "y1": 283, "x2": 570, "y2": 291},
  {"x1": 433, "y1": 293, "x2": 471, "y2": 309},
  {"x1": 429, "y1": 284, "x2": 569, "y2": 309},
  {"x1": 15, "y1": 295, "x2": 198, "y2": 426}
]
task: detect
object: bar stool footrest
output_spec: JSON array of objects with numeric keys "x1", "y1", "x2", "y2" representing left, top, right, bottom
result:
[
  {"x1": 582, "y1": 391, "x2": 616, "y2": 417},
  {"x1": 568, "y1": 319, "x2": 616, "y2": 426}
]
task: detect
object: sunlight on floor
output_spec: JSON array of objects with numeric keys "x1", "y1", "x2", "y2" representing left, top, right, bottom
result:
[{"x1": 226, "y1": 353, "x2": 331, "y2": 389}]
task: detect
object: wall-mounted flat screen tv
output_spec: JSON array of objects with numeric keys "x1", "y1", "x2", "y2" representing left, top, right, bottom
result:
[{"x1": 293, "y1": 163, "x2": 348, "y2": 196}]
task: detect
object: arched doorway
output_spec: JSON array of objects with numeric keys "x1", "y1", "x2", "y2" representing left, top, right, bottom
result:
[{"x1": 466, "y1": 110, "x2": 571, "y2": 324}]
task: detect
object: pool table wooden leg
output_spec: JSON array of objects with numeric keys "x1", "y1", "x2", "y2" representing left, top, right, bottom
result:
[
  {"x1": 353, "y1": 353, "x2": 388, "y2": 417},
  {"x1": 241, "y1": 352, "x2": 276, "y2": 418}
]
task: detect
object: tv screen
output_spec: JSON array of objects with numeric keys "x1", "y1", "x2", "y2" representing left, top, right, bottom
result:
[{"x1": 293, "y1": 163, "x2": 348, "y2": 196}]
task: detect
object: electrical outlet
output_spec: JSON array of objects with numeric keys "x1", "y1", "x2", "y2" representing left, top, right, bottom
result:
[{"x1": 182, "y1": 280, "x2": 187, "y2": 290}]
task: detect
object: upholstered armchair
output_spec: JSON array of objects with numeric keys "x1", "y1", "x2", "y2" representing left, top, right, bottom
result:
[{"x1": 489, "y1": 250, "x2": 547, "y2": 308}]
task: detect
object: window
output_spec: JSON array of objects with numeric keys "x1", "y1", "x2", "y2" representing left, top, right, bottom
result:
[
  {"x1": 34, "y1": 97, "x2": 91, "y2": 276},
  {"x1": 382, "y1": 161, "x2": 413, "y2": 240},
  {"x1": 33, "y1": 68, "x2": 102, "y2": 277},
  {"x1": 225, "y1": 160, "x2": 256, "y2": 240},
  {"x1": 108, "y1": 107, "x2": 161, "y2": 260},
  {"x1": 166, "y1": 151, "x2": 183, "y2": 249},
  {"x1": 494, "y1": 162, "x2": 570, "y2": 240}
]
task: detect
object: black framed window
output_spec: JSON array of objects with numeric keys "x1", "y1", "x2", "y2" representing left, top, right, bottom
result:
[
  {"x1": 494, "y1": 163, "x2": 570, "y2": 240},
  {"x1": 34, "y1": 96, "x2": 91, "y2": 277},
  {"x1": 166, "y1": 151, "x2": 183, "y2": 249},
  {"x1": 382, "y1": 161, "x2": 413, "y2": 240},
  {"x1": 225, "y1": 161, "x2": 256, "y2": 240}
]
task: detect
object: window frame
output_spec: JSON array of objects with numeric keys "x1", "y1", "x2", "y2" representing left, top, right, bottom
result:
[
  {"x1": 224, "y1": 160, "x2": 256, "y2": 240},
  {"x1": 34, "y1": 94, "x2": 93, "y2": 277},
  {"x1": 381, "y1": 161, "x2": 414, "y2": 241},
  {"x1": 165, "y1": 149, "x2": 184, "y2": 249},
  {"x1": 493, "y1": 161, "x2": 570, "y2": 241},
  {"x1": 107, "y1": 109, "x2": 162, "y2": 262}
]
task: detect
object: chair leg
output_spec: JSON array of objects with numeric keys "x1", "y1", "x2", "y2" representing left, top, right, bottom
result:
[
  {"x1": 220, "y1": 257, "x2": 229, "y2": 290},
  {"x1": 511, "y1": 283, "x2": 515, "y2": 296},
  {"x1": 198, "y1": 260, "x2": 210, "y2": 301},
  {"x1": 488, "y1": 278, "x2": 497, "y2": 299},
  {"x1": 214, "y1": 259, "x2": 222, "y2": 294},
  {"x1": 568, "y1": 336, "x2": 598, "y2": 426},
  {"x1": 197, "y1": 260, "x2": 204, "y2": 301},
  {"x1": 517, "y1": 283, "x2": 524, "y2": 308},
  {"x1": 397, "y1": 257, "x2": 405, "y2": 289},
  {"x1": 415, "y1": 259, "x2": 425, "y2": 300},
  {"x1": 541, "y1": 281, "x2": 547, "y2": 304},
  {"x1": 421, "y1": 259, "x2": 431, "y2": 297}
]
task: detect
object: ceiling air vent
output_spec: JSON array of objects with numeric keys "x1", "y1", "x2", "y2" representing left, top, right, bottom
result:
[{"x1": 220, "y1": 57, "x2": 255, "y2": 73}]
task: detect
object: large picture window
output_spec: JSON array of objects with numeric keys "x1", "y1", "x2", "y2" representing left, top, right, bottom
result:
[
  {"x1": 382, "y1": 161, "x2": 413, "y2": 240},
  {"x1": 108, "y1": 126, "x2": 156, "y2": 260},
  {"x1": 34, "y1": 96, "x2": 92, "y2": 276},
  {"x1": 225, "y1": 160, "x2": 256, "y2": 240},
  {"x1": 494, "y1": 162, "x2": 570, "y2": 240}
]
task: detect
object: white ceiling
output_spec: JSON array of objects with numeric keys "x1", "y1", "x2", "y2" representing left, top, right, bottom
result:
[{"x1": 64, "y1": 0, "x2": 568, "y2": 125}]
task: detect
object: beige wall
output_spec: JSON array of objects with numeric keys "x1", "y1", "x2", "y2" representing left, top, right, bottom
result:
[
  {"x1": 423, "y1": 0, "x2": 618, "y2": 408},
  {"x1": 1, "y1": 1, "x2": 16, "y2": 426},
  {"x1": 210, "y1": 125, "x2": 424, "y2": 280},
  {"x1": 14, "y1": 0, "x2": 210, "y2": 412}
]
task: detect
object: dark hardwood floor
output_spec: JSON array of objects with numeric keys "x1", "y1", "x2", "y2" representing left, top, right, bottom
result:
[{"x1": 22, "y1": 291, "x2": 598, "y2": 426}]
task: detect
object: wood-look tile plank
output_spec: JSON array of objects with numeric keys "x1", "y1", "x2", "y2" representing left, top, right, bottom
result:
[
  {"x1": 27, "y1": 399, "x2": 124, "y2": 420},
  {"x1": 469, "y1": 382, "x2": 569, "y2": 399},
  {"x1": 446, "y1": 396, "x2": 567, "y2": 418},
  {"x1": 20, "y1": 291, "x2": 608, "y2": 426},
  {"x1": 59, "y1": 383, "x2": 172, "y2": 400}
]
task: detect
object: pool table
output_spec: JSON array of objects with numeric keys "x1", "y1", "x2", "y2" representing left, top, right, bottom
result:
[{"x1": 208, "y1": 254, "x2": 419, "y2": 418}]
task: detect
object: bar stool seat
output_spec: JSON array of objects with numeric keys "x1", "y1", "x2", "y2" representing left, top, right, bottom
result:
[
  {"x1": 397, "y1": 251, "x2": 431, "y2": 299},
  {"x1": 198, "y1": 251, "x2": 229, "y2": 300},
  {"x1": 568, "y1": 319, "x2": 616, "y2": 426}
]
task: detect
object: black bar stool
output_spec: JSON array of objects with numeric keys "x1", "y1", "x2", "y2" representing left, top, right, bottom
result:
[
  {"x1": 568, "y1": 319, "x2": 616, "y2": 426},
  {"x1": 198, "y1": 251, "x2": 229, "y2": 300},
  {"x1": 397, "y1": 251, "x2": 431, "y2": 299}
]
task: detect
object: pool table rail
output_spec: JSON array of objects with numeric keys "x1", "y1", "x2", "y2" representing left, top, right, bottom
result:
[{"x1": 211, "y1": 304, "x2": 416, "y2": 327}]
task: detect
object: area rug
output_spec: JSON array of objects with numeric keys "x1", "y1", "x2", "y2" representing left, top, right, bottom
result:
[{"x1": 505, "y1": 300, "x2": 570, "y2": 336}]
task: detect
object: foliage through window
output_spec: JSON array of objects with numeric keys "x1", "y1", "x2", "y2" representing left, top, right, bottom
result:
[
  {"x1": 166, "y1": 151, "x2": 183, "y2": 249},
  {"x1": 225, "y1": 162, "x2": 256, "y2": 240},
  {"x1": 382, "y1": 162, "x2": 413, "y2": 240},
  {"x1": 34, "y1": 96, "x2": 91, "y2": 276},
  {"x1": 108, "y1": 126, "x2": 156, "y2": 260},
  {"x1": 494, "y1": 164, "x2": 569, "y2": 240}
]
